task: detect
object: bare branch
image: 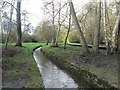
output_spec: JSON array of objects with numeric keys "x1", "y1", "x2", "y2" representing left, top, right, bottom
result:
[
  {"x1": 2, "y1": 1, "x2": 17, "y2": 11},
  {"x1": 54, "y1": 3, "x2": 68, "y2": 18},
  {"x1": 79, "y1": 2, "x2": 94, "y2": 22}
]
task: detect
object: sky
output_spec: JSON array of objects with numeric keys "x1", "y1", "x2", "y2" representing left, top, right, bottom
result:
[
  {"x1": 2, "y1": 0, "x2": 116, "y2": 28},
  {"x1": 21, "y1": 0, "x2": 90, "y2": 28}
]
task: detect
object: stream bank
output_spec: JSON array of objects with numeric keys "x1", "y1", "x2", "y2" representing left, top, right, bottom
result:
[
  {"x1": 2, "y1": 43, "x2": 44, "y2": 88},
  {"x1": 41, "y1": 45, "x2": 118, "y2": 89},
  {"x1": 33, "y1": 48, "x2": 81, "y2": 88}
]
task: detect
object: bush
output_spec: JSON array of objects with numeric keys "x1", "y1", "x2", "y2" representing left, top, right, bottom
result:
[
  {"x1": 0, "y1": 35, "x2": 6, "y2": 43},
  {"x1": 68, "y1": 30, "x2": 80, "y2": 43},
  {"x1": 22, "y1": 34, "x2": 38, "y2": 43}
]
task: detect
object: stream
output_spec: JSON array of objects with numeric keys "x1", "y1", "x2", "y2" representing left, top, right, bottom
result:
[{"x1": 33, "y1": 47, "x2": 84, "y2": 89}]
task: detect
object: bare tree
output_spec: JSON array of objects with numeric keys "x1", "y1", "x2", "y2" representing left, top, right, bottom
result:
[
  {"x1": 110, "y1": 1, "x2": 120, "y2": 53},
  {"x1": 43, "y1": 0, "x2": 56, "y2": 45},
  {"x1": 64, "y1": 6, "x2": 71, "y2": 49},
  {"x1": 102, "y1": 0, "x2": 110, "y2": 54},
  {"x1": 43, "y1": 0, "x2": 67, "y2": 46},
  {"x1": 5, "y1": 0, "x2": 15, "y2": 49},
  {"x1": 68, "y1": 0, "x2": 89, "y2": 53},
  {"x1": 55, "y1": 1, "x2": 68, "y2": 46},
  {"x1": 51, "y1": 0, "x2": 56, "y2": 45},
  {"x1": 55, "y1": 1, "x2": 61, "y2": 46}
]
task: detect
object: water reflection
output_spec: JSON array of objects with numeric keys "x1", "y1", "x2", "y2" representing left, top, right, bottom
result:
[{"x1": 33, "y1": 48, "x2": 79, "y2": 88}]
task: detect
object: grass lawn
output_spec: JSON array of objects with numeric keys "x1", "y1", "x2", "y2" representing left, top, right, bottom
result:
[
  {"x1": 2, "y1": 43, "x2": 45, "y2": 88},
  {"x1": 42, "y1": 45, "x2": 118, "y2": 88}
]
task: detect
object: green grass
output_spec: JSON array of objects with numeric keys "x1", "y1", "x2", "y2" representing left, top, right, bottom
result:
[
  {"x1": 43, "y1": 45, "x2": 84, "y2": 59},
  {"x1": 23, "y1": 43, "x2": 45, "y2": 52},
  {"x1": 2, "y1": 43, "x2": 45, "y2": 88}
]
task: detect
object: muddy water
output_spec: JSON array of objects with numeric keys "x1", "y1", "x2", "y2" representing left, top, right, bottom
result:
[{"x1": 33, "y1": 48, "x2": 84, "y2": 89}]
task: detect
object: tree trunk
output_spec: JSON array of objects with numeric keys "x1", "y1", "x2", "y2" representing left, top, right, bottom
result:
[
  {"x1": 93, "y1": 0, "x2": 101, "y2": 53},
  {"x1": 68, "y1": 0, "x2": 89, "y2": 53},
  {"x1": 110, "y1": 2, "x2": 120, "y2": 53},
  {"x1": 103, "y1": 0, "x2": 110, "y2": 54},
  {"x1": 117, "y1": 16, "x2": 120, "y2": 53},
  {"x1": 0, "y1": 7, "x2": 1, "y2": 41},
  {"x1": 111, "y1": 18, "x2": 119, "y2": 53},
  {"x1": 104, "y1": 0, "x2": 112, "y2": 54},
  {"x1": 52, "y1": 0, "x2": 56, "y2": 45},
  {"x1": 16, "y1": 1, "x2": 22, "y2": 47},
  {"x1": 116, "y1": 9, "x2": 120, "y2": 53},
  {"x1": 64, "y1": 7, "x2": 71, "y2": 49}
]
